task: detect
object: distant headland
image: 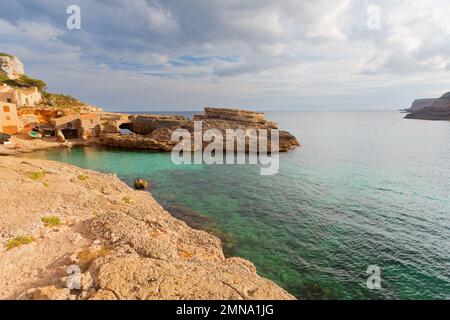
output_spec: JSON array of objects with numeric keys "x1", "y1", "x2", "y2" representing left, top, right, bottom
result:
[{"x1": 402, "y1": 92, "x2": 450, "y2": 121}]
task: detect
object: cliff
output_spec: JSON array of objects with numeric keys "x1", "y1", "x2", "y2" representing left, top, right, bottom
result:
[
  {"x1": 405, "y1": 92, "x2": 450, "y2": 120},
  {"x1": 405, "y1": 98, "x2": 437, "y2": 113},
  {"x1": 0, "y1": 53, "x2": 25, "y2": 80},
  {"x1": 0, "y1": 156, "x2": 294, "y2": 300}
]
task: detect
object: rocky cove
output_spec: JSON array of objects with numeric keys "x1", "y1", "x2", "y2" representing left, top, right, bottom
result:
[
  {"x1": 0, "y1": 108, "x2": 300, "y2": 299},
  {"x1": 0, "y1": 54, "x2": 301, "y2": 299},
  {"x1": 0, "y1": 155, "x2": 295, "y2": 300}
]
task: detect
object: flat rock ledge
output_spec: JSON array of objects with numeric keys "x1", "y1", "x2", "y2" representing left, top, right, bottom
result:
[{"x1": 0, "y1": 156, "x2": 294, "y2": 300}]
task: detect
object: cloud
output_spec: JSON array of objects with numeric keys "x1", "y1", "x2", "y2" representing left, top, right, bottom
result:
[{"x1": 357, "y1": 0, "x2": 450, "y2": 75}]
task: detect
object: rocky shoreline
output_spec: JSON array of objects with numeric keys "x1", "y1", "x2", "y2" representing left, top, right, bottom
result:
[
  {"x1": 1, "y1": 107, "x2": 299, "y2": 156},
  {"x1": 0, "y1": 156, "x2": 295, "y2": 300}
]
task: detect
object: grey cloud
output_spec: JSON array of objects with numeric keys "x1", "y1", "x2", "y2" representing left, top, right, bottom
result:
[{"x1": 0, "y1": 0, "x2": 352, "y2": 77}]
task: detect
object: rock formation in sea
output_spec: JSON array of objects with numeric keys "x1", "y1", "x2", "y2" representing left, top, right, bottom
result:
[
  {"x1": 405, "y1": 92, "x2": 450, "y2": 120},
  {"x1": 99, "y1": 108, "x2": 300, "y2": 152},
  {"x1": 0, "y1": 156, "x2": 295, "y2": 300}
]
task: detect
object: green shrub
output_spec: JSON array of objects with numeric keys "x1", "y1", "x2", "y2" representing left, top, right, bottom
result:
[
  {"x1": 122, "y1": 196, "x2": 134, "y2": 205},
  {"x1": 0, "y1": 74, "x2": 9, "y2": 83},
  {"x1": 6, "y1": 236, "x2": 33, "y2": 250},
  {"x1": 29, "y1": 171, "x2": 45, "y2": 181},
  {"x1": 92, "y1": 211, "x2": 101, "y2": 219},
  {"x1": 78, "y1": 174, "x2": 89, "y2": 181},
  {"x1": 42, "y1": 92, "x2": 86, "y2": 108},
  {"x1": 2, "y1": 75, "x2": 47, "y2": 91},
  {"x1": 41, "y1": 216, "x2": 61, "y2": 227},
  {"x1": 0, "y1": 52, "x2": 14, "y2": 58}
]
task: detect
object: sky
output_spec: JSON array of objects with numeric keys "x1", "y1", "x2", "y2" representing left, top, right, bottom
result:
[{"x1": 1, "y1": 0, "x2": 450, "y2": 111}]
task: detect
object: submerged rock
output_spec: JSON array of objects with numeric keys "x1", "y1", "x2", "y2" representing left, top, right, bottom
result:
[{"x1": 134, "y1": 179, "x2": 149, "y2": 190}]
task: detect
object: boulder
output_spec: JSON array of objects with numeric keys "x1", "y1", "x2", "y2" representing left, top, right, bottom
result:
[
  {"x1": 56, "y1": 129, "x2": 66, "y2": 143},
  {"x1": 32, "y1": 286, "x2": 71, "y2": 300},
  {"x1": 134, "y1": 179, "x2": 149, "y2": 190}
]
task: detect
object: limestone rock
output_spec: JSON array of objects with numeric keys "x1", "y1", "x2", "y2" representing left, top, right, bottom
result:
[
  {"x1": 99, "y1": 133, "x2": 175, "y2": 151},
  {"x1": 99, "y1": 107, "x2": 300, "y2": 153},
  {"x1": 95, "y1": 256, "x2": 293, "y2": 300},
  {"x1": 0, "y1": 54, "x2": 25, "y2": 80},
  {"x1": 0, "y1": 155, "x2": 295, "y2": 300},
  {"x1": 33, "y1": 286, "x2": 71, "y2": 300},
  {"x1": 90, "y1": 289, "x2": 118, "y2": 300},
  {"x1": 56, "y1": 129, "x2": 66, "y2": 142}
]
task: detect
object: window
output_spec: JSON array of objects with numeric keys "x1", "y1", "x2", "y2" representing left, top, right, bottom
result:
[
  {"x1": 7, "y1": 98, "x2": 12, "y2": 103},
  {"x1": 6, "y1": 116, "x2": 11, "y2": 121},
  {"x1": 3, "y1": 106, "x2": 10, "y2": 112}
]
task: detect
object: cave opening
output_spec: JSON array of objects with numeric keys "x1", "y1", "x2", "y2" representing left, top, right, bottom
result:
[
  {"x1": 61, "y1": 128, "x2": 79, "y2": 139},
  {"x1": 119, "y1": 122, "x2": 156, "y2": 135},
  {"x1": 119, "y1": 123, "x2": 140, "y2": 135}
]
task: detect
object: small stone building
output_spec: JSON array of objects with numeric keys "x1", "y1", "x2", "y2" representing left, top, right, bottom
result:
[
  {"x1": 51, "y1": 113, "x2": 101, "y2": 140},
  {"x1": 51, "y1": 114, "x2": 81, "y2": 139},
  {"x1": 0, "y1": 102, "x2": 23, "y2": 134},
  {"x1": 0, "y1": 84, "x2": 42, "y2": 107},
  {"x1": 79, "y1": 113, "x2": 101, "y2": 140}
]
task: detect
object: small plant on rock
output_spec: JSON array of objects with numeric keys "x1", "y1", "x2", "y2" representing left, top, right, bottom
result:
[
  {"x1": 29, "y1": 171, "x2": 45, "y2": 181},
  {"x1": 122, "y1": 196, "x2": 134, "y2": 205},
  {"x1": 6, "y1": 236, "x2": 33, "y2": 250},
  {"x1": 41, "y1": 216, "x2": 61, "y2": 227},
  {"x1": 78, "y1": 174, "x2": 89, "y2": 181}
]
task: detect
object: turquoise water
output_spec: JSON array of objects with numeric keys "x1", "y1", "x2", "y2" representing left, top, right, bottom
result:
[{"x1": 23, "y1": 111, "x2": 450, "y2": 299}]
